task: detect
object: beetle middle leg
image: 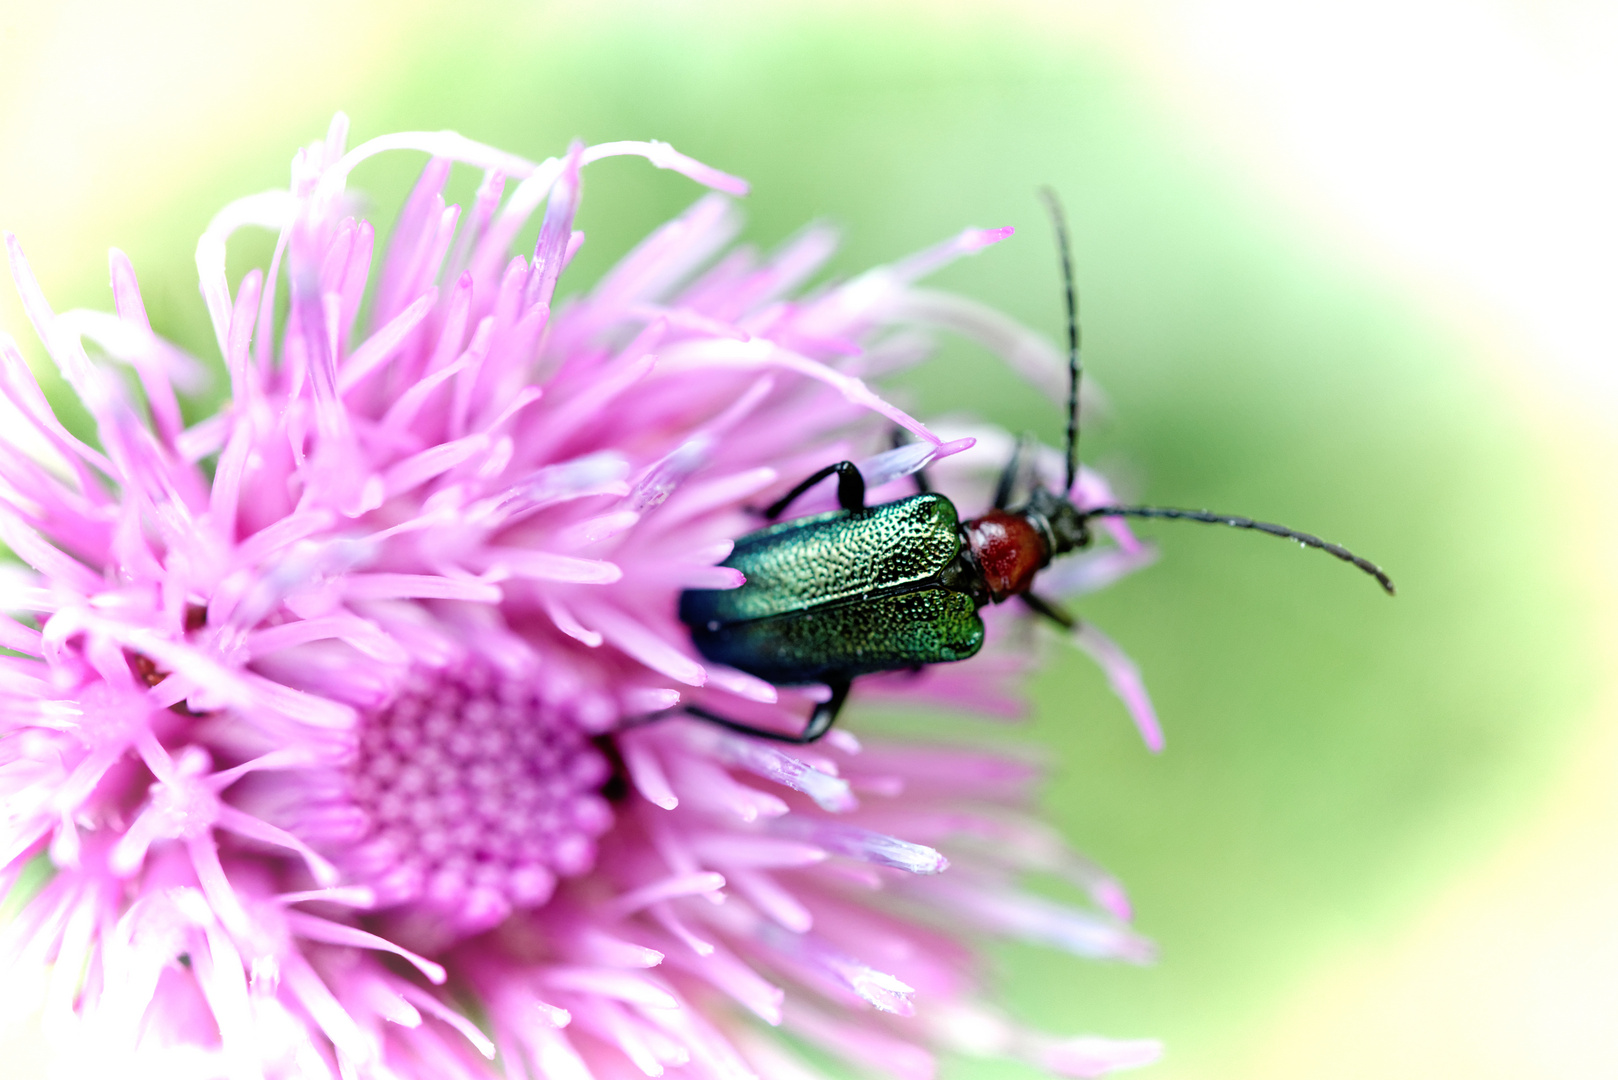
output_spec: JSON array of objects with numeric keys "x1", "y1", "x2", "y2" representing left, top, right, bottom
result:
[
  {"x1": 765, "y1": 461, "x2": 866, "y2": 519},
  {"x1": 682, "y1": 676, "x2": 852, "y2": 744}
]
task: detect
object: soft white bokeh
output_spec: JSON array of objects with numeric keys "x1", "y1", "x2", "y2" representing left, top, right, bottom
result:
[{"x1": 1108, "y1": 0, "x2": 1618, "y2": 412}]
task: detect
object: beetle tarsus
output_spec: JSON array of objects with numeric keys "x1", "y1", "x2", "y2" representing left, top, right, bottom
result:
[{"x1": 765, "y1": 461, "x2": 867, "y2": 519}]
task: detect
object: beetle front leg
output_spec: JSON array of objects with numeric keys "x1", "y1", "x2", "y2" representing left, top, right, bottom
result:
[
  {"x1": 993, "y1": 433, "x2": 1035, "y2": 510},
  {"x1": 764, "y1": 461, "x2": 866, "y2": 519},
  {"x1": 1020, "y1": 591, "x2": 1076, "y2": 628},
  {"x1": 682, "y1": 676, "x2": 852, "y2": 744}
]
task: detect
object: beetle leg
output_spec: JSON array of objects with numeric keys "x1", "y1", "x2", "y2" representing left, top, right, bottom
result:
[
  {"x1": 764, "y1": 461, "x2": 866, "y2": 519},
  {"x1": 1020, "y1": 591, "x2": 1076, "y2": 629},
  {"x1": 993, "y1": 434, "x2": 1034, "y2": 510},
  {"x1": 797, "y1": 677, "x2": 851, "y2": 742},
  {"x1": 682, "y1": 677, "x2": 852, "y2": 744}
]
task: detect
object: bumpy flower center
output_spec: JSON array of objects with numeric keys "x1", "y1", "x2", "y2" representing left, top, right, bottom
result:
[{"x1": 346, "y1": 662, "x2": 612, "y2": 925}]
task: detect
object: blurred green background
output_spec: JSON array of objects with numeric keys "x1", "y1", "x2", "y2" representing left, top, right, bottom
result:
[{"x1": 2, "y1": 2, "x2": 1612, "y2": 1077}]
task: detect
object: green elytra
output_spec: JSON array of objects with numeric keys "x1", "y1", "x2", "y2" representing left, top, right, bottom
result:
[{"x1": 679, "y1": 493, "x2": 986, "y2": 686}]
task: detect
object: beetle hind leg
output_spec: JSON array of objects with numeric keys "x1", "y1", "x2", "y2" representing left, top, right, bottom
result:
[
  {"x1": 682, "y1": 677, "x2": 851, "y2": 744},
  {"x1": 797, "y1": 678, "x2": 851, "y2": 742}
]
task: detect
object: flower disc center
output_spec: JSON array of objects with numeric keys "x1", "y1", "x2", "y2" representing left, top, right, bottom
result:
[{"x1": 345, "y1": 661, "x2": 612, "y2": 931}]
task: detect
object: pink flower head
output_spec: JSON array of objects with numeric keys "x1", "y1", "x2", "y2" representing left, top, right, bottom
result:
[{"x1": 0, "y1": 115, "x2": 1162, "y2": 1079}]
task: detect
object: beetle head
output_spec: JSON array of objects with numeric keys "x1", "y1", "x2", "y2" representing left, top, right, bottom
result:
[{"x1": 962, "y1": 487, "x2": 1093, "y2": 603}]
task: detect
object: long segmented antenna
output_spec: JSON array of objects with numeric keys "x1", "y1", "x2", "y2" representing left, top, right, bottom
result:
[
  {"x1": 1083, "y1": 505, "x2": 1396, "y2": 595},
  {"x1": 1039, "y1": 187, "x2": 1082, "y2": 494}
]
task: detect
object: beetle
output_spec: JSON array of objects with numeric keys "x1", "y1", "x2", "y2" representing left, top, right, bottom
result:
[{"x1": 674, "y1": 191, "x2": 1394, "y2": 744}]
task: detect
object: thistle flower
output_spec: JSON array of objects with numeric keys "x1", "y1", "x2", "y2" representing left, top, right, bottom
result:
[{"x1": 0, "y1": 115, "x2": 1163, "y2": 1079}]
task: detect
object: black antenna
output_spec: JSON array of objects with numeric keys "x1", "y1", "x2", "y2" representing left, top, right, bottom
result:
[
  {"x1": 1039, "y1": 187, "x2": 1082, "y2": 493},
  {"x1": 1083, "y1": 505, "x2": 1396, "y2": 595}
]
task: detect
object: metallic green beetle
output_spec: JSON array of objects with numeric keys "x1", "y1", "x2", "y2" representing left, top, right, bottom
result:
[{"x1": 674, "y1": 193, "x2": 1394, "y2": 744}]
